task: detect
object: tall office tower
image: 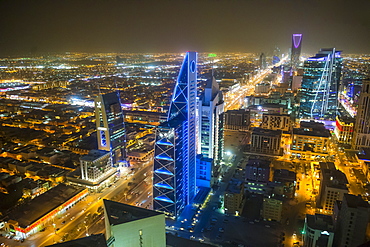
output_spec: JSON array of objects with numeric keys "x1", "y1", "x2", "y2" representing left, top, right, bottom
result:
[
  {"x1": 259, "y1": 53, "x2": 267, "y2": 69},
  {"x1": 291, "y1": 34, "x2": 302, "y2": 70},
  {"x1": 333, "y1": 194, "x2": 370, "y2": 247},
  {"x1": 153, "y1": 52, "x2": 197, "y2": 217},
  {"x1": 95, "y1": 91, "x2": 126, "y2": 166},
  {"x1": 353, "y1": 79, "x2": 370, "y2": 150},
  {"x1": 198, "y1": 77, "x2": 224, "y2": 163},
  {"x1": 299, "y1": 48, "x2": 342, "y2": 120}
]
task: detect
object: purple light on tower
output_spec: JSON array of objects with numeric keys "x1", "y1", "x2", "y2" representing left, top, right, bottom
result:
[
  {"x1": 291, "y1": 33, "x2": 303, "y2": 70},
  {"x1": 292, "y1": 34, "x2": 302, "y2": 49}
]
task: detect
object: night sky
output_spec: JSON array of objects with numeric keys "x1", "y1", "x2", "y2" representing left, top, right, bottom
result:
[{"x1": 1, "y1": 0, "x2": 369, "y2": 56}]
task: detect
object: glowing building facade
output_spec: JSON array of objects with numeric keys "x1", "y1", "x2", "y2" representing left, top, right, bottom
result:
[
  {"x1": 95, "y1": 91, "x2": 126, "y2": 165},
  {"x1": 353, "y1": 79, "x2": 370, "y2": 150},
  {"x1": 299, "y1": 48, "x2": 342, "y2": 120},
  {"x1": 291, "y1": 34, "x2": 302, "y2": 69},
  {"x1": 153, "y1": 52, "x2": 197, "y2": 217},
  {"x1": 198, "y1": 77, "x2": 224, "y2": 163}
]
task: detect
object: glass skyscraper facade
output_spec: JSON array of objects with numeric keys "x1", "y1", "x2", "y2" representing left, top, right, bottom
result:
[
  {"x1": 153, "y1": 52, "x2": 197, "y2": 217},
  {"x1": 198, "y1": 77, "x2": 224, "y2": 163},
  {"x1": 299, "y1": 48, "x2": 342, "y2": 120},
  {"x1": 95, "y1": 91, "x2": 126, "y2": 165}
]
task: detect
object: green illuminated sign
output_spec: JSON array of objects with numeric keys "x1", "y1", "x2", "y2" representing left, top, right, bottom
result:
[{"x1": 208, "y1": 53, "x2": 217, "y2": 58}]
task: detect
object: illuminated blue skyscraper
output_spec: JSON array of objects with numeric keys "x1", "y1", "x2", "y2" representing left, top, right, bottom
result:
[
  {"x1": 153, "y1": 52, "x2": 197, "y2": 217},
  {"x1": 299, "y1": 48, "x2": 342, "y2": 120},
  {"x1": 95, "y1": 91, "x2": 126, "y2": 166}
]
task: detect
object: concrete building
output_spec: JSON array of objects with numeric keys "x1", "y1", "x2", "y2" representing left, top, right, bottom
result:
[
  {"x1": 335, "y1": 116, "x2": 355, "y2": 145},
  {"x1": 0, "y1": 184, "x2": 87, "y2": 239},
  {"x1": 224, "y1": 109, "x2": 250, "y2": 131},
  {"x1": 104, "y1": 200, "x2": 166, "y2": 247},
  {"x1": 318, "y1": 162, "x2": 348, "y2": 215},
  {"x1": 262, "y1": 194, "x2": 283, "y2": 222},
  {"x1": 353, "y1": 79, "x2": 370, "y2": 150},
  {"x1": 80, "y1": 150, "x2": 114, "y2": 182},
  {"x1": 224, "y1": 180, "x2": 244, "y2": 216},
  {"x1": 250, "y1": 128, "x2": 282, "y2": 156},
  {"x1": 333, "y1": 194, "x2": 370, "y2": 247},
  {"x1": 291, "y1": 121, "x2": 331, "y2": 160},
  {"x1": 303, "y1": 214, "x2": 335, "y2": 247},
  {"x1": 245, "y1": 159, "x2": 271, "y2": 183},
  {"x1": 260, "y1": 113, "x2": 291, "y2": 132}
]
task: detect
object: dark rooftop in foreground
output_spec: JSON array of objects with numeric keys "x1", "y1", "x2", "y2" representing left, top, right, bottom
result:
[
  {"x1": 4, "y1": 184, "x2": 85, "y2": 228},
  {"x1": 103, "y1": 199, "x2": 163, "y2": 226},
  {"x1": 166, "y1": 233, "x2": 216, "y2": 247},
  {"x1": 306, "y1": 214, "x2": 334, "y2": 232},
  {"x1": 344, "y1": 194, "x2": 370, "y2": 209},
  {"x1": 46, "y1": 233, "x2": 107, "y2": 247}
]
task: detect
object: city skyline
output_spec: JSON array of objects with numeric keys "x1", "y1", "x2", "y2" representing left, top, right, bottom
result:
[{"x1": 0, "y1": 0, "x2": 370, "y2": 55}]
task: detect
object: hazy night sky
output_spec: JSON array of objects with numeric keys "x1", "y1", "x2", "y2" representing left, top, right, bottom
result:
[{"x1": 0, "y1": 0, "x2": 369, "y2": 56}]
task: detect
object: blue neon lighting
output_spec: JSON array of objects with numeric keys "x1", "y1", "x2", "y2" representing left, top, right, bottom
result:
[
  {"x1": 155, "y1": 154, "x2": 174, "y2": 161},
  {"x1": 154, "y1": 183, "x2": 174, "y2": 190},
  {"x1": 155, "y1": 168, "x2": 174, "y2": 175},
  {"x1": 156, "y1": 140, "x2": 174, "y2": 146},
  {"x1": 155, "y1": 195, "x2": 174, "y2": 203}
]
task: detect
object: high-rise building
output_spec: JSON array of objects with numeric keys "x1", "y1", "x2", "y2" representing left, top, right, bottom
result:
[
  {"x1": 95, "y1": 91, "x2": 126, "y2": 165},
  {"x1": 153, "y1": 52, "x2": 197, "y2": 217},
  {"x1": 353, "y1": 79, "x2": 370, "y2": 150},
  {"x1": 291, "y1": 34, "x2": 302, "y2": 70},
  {"x1": 333, "y1": 194, "x2": 370, "y2": 247},
  {"x1": 303, "y1": 214, "x2": 335, "y2": 247},
  {"x1": 299, "y1": 48, "x2": 342, "y2": 120},
  {"x1": 318, "y1": 162, "x2": 348, "y2": 215},
  {"x1": 198, "y1": 77, "x2": 224, "y2": 163},
  {"x1": 259, "y1": 53, "x2": 267, "y2": 69}
]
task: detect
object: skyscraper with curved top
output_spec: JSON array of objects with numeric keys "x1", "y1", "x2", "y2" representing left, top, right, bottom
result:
[
  {"x1": 95, "y1": 91, "x2": 126, "y2": 166},
  {"x1": 291, "y1": 34, "x2": 303, "y2": 69},
  {"x1": 153, "y1": 52, "x2": 197, "y2": 217}
]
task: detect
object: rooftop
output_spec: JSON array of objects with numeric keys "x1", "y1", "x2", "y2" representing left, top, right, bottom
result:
[
  {"x1": 46, "y1": 233, "x2": 107, "y2": 247},
  {"x1": 344, "y1": 194, "x2": 370, "y2": 209},
  {"x1": 4, "y1": 184, "x2": 85, "y2": 228},
  {"x1": 103, "y1": 199, "x2": 163, "y2": 226},
  {"x1": 252, "y1": 127, "x2": 282, "y2": 136},
  {"x1": 306, "y1": 214, "x2": 334, "y2": 232}
]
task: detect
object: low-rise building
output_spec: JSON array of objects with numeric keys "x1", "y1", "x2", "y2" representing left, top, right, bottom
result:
[
  {"x1": 334, "y1": 116, "x2": 355, "y2": 145},
  {"x1": 224, "y1": 179, "x2": 244, "y2": 216},
  {"x1": 260, "y1": 113, "x2": 291, "y2": 132},
  {"x1": 0, "y1": 184, "x2": 87, "y2": 239},
  {"x1": 245, "y1": 159, "x2": 271, "y2": 183},
  {"x1": 291, "y1": 121, "x2": 331, "y2": 160},
  {"x1": 262, "y1": 194, "x2": 283, "y2": 222},
  {"x1": 250, "y1": 128, "x2": 282, "y2": 156}
]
